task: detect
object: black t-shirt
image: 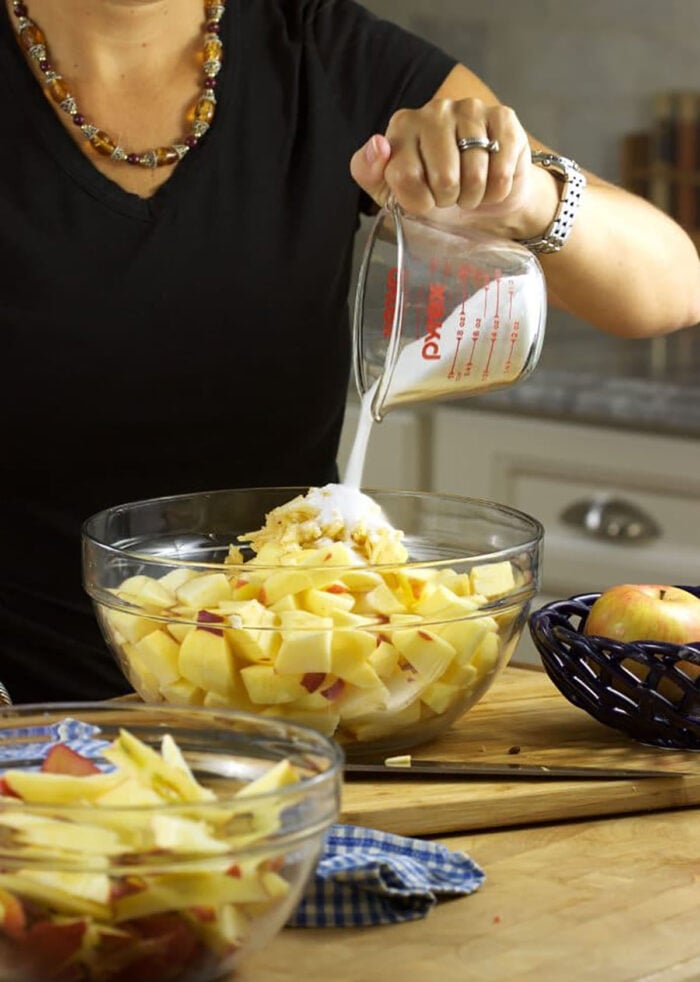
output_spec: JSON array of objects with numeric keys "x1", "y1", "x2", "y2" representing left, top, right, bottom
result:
[{"x1": 0, "y1": 0, "x2": 455, "y2": 701}]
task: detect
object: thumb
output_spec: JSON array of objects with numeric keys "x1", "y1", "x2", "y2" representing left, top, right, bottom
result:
[{"x1": 350, "y1": 134, "x2": 392, "y2": 207}]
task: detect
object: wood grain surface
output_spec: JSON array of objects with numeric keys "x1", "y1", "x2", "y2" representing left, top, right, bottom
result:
[
  {"x1": 340, "y1": 667, "x2": 700, "y2": 836},
  {"x1": 241, "y1": 807, "x2": 700, "y2": 982}
]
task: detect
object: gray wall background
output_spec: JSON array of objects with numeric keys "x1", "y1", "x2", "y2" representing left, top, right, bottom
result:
[
  {"x1": 359, "y1": 0, "x2": 700, "y2": 370},
  {"x1": 363, "y1": 0, "x2": 700, "y2": 183}
]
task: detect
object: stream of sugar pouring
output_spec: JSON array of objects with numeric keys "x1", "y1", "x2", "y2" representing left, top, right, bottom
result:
[{"x1": 342, "y1": 382, "x2": 378, "y2": 489}]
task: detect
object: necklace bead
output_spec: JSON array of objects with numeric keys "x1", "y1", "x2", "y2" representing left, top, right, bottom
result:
[{"x1": 11, "y1": 0, "x2": 225, "y2": 168}]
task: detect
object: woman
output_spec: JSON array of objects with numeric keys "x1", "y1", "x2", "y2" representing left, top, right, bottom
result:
[{"x1": 1, "y1": 0, "x2": 699, "y2": 704}]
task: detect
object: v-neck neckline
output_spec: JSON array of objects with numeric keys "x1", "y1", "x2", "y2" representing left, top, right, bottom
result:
[{"x1": 0, "y1": 1, "x2": 239, "y2": 223}]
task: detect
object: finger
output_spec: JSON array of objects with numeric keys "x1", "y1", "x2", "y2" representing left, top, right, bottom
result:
[
  {"x1": 411, "y1": 101, "x2": 462, "y2": 209},
  {"x1": 380, "y1": 108, "x2": 437, "y2": 214},
  {"x1": 349, "y1": 134, "x2": 392, "y2": 208},
  {"x1": 458, "y1": 105, "x2": 527, "y2": 210}
]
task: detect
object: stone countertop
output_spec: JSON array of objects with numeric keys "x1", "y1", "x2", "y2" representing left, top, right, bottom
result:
[{"x1": 451, "y1": 329, "x2": 700, "y2": 438}]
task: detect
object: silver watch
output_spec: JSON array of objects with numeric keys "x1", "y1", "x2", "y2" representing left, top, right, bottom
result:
[{"x1": 518, "y1": 151, "x2": 587, "y2": 254}]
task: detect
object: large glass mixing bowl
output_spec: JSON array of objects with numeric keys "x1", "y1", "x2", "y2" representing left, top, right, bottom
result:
[{"x1": 83, "y1": 488, "x2": 543, "y2": 757}]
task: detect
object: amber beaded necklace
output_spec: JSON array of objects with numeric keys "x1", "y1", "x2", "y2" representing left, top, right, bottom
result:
[{"x1": 11, "y1": 0, "x2": 225, "y2": 168}]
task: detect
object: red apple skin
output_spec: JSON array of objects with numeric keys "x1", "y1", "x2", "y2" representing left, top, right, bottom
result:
[
  {"x1": 41, "y1": 744, "x2": 100, "y2": 777},
  {"x1": 584, "y1": 585, "x2": 700, "y2": 645},
  {"x1": 0, "y1": 888, "x2": 26, "y2": 940}
]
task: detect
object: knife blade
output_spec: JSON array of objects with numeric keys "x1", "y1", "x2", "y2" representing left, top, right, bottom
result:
[{"x1": 344, "y1": 759, "x2": 688, "y2": 780}]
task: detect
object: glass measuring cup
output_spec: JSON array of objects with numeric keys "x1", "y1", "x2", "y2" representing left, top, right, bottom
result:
[{"x1": 352, "y1": 201, "x2": 548, "y2": 421}]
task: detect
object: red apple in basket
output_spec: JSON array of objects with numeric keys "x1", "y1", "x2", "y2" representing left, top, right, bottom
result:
[{"x1": 583, "y1": 584, "x2": 700, "y2": 645}]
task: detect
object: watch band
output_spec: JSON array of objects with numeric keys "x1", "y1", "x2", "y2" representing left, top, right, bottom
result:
[{"x1": 518, "y1": 151, "x2": 587, "y2": 254}]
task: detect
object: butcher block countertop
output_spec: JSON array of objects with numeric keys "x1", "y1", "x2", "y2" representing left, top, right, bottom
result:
[
  {"x1": 243, "y1": 666, "x2": 700, "y2": 982},
  {"x1": 340, "y1": 666, "x2": 700, "y2": 836},
  {"x1": 243, "y1": 807, "x2": 700, "y2": 982}
]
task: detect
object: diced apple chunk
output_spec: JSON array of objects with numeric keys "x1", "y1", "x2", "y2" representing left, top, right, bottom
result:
[
  {"x1": 360, "y1": 581, "x2": 407, "y2": 616},
  {"x1": 420, "y1": 680, "x2": 461, "y2": 715},
  {"x1": 331, "y1": 631, "x2": 381, "y2": 687},
  {"x1": 179, "y1": 628, "x2": 237, "y2": 697},
  {"x1": 392, "y1": 627, "x2": 456, "y2": 679},
  {"x1": 115, "y1": 575, "x2": 175, "y2": 611},
  {"x1": 175, "y1": 573, "x2": 232, "y2": 609},
  {"x1": 160, "y1": 677, "x2": 205, "y2": 706},
  {"x1": 158, "y1": 568, "x2": 199, "y2": 594},
  {"x1": 301, "y1": 587, "x2": 355, "y2": 618},
  {"x1": 414, "y1": 584, "x2": 480, "y2": 619},
  {"x1": 104, "y1": 609, "x2": 160, "y2": 644},
  {"x1": 132, "y1": 629, "x2": 181, "y2": 687},
  {"x1": 166, "y1": 621, "x2": 195, "y2": 644},
  {"x1": 472, "y1": 632, "x2": 502, "y2": 674},
  {"x1": 122, "y1": 643, "x2": 161, "y2": 702},
  {"x1": 220, "y1": 600, "x2": 278, "y2": 664},
  {"x1": 241, "y1": 665, "x2": 305, "y2": 705},
  {"x1": 275, "y1": 611, "x2": 333, "y2": 674},
  {"x1": 470, "y1": 561, "x2": 515, "y2": 599}
]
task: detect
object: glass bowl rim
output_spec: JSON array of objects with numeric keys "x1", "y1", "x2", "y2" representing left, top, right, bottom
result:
[
  {"x1": 0, "y1": 701, "x2": 344, "y2": 814},
  {"x1": 81, "y1": 485, "x2": 545, "y2": 572}
]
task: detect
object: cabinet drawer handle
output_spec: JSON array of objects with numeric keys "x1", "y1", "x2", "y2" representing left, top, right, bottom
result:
[{"x1": 560, "y1": 497, "x2": 661, "y2": 543}]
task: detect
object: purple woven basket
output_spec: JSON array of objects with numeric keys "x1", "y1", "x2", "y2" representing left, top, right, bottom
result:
[{"x1": 528, "y1": 587, "x2": 700, "y2": 750}]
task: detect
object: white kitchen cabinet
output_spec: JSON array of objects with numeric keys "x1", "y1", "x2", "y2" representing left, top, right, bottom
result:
[
  {"x1": 337, "y1": 402, "x2": 428, "y2": 491},
  {"x1": 431, "y1": 407, "x2": 700, "y2": 666}
]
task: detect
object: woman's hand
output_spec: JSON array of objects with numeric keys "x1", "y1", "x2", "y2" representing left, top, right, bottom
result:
[
  {"x1": 350, "y1": 96, "x2": 557, "y2": 240},
  {"x1": 351, "y1": 65, "x2": 700, "y2": 335}
]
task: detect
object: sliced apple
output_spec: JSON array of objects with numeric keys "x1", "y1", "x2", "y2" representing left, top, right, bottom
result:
[
  {"x1": 102, "y1": 730, "x2": 215, "y2": 804},
  {"x1": 3, "y1": 770, "x2": 124, "y2": 804},
  {"x1": 41, "y1": 745, "x2": 100, "y2": 777}
]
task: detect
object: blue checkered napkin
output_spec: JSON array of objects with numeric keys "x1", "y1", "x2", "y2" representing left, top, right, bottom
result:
[
  {"x1": 0, "y1": 719, "x2": 111, "y2": 767},
  {"x1": 288, "y1": 823, "x2": 485, "y2": 928}
]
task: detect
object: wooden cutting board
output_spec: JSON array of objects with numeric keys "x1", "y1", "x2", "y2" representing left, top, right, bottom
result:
[{"x1": 340, "y1": 666, "x2": 700, "y2": 836}]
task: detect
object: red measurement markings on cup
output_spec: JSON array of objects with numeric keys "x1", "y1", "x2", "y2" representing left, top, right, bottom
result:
[
  {"x1": 464, "y1": 265, "x2": 488, "y2": 377},
  {"x1": 482, "y1": 269, "x2": 503, "y2": 381},
  {"x1": 448, "y1": 263, "x2": 471, "y2": 379},
  {"x1": 504, "y1": 280, "x2": 519, "y2": 371}
]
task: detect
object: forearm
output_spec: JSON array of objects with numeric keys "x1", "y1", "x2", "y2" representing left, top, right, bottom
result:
[{"x1": 536, "y1": 177, "x2": 700, "y2": 338}]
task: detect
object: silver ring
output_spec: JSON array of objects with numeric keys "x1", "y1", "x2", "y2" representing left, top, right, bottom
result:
[
  {"x1": 0, "y1": 681, "x2": 12, "y2": 706},
  {"x1": 457, "y1": 136, "x2": 500, "y2": 154}
]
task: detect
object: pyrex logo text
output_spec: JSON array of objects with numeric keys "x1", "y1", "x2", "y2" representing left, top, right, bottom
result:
[{"x1": 421, "y1": 282, "x2": 446, "y2": 361}]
